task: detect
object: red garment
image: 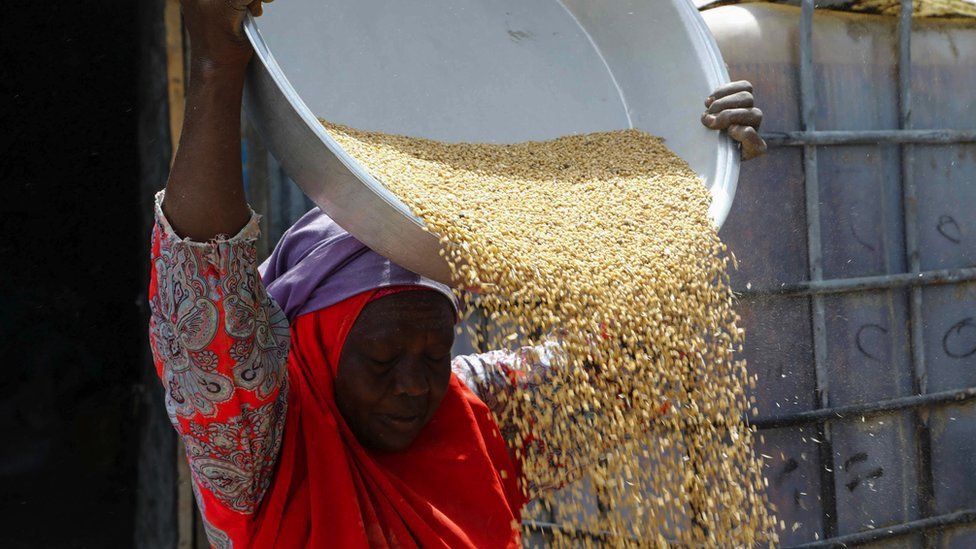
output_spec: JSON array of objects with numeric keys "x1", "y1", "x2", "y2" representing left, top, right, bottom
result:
[
  {"x1": 251, "y1": 289, "x2": 526, "y2": 548},
  {"x1": 149, "y1": 198, "x2": 539, "y2": 548}
]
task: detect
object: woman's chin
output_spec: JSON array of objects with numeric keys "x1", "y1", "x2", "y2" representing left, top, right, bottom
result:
[{"x1": 362, "y1": 416, "x2": 426, "y2": 453}]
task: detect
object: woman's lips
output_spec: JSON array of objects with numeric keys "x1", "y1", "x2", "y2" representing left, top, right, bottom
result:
[{"x1": 378, "y1": 413, "x2": 422, "y2": 431}]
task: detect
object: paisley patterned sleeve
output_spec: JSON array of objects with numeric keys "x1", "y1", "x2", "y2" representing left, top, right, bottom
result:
[{"x1": 148, "y1": 191, "x2": 290, "y2": 545}]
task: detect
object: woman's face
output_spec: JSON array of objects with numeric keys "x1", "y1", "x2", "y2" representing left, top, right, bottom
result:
[{"x1": 335, "y1": 291, "x2": 455, "y2": 452}]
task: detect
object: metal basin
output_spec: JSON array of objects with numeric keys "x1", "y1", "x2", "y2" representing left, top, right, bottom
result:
[{"x1": 243, "y1": 0, "x2": 738, "y2": 285}]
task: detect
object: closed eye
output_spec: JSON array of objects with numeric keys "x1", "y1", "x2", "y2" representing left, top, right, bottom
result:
[
  {"x1": 368, "y1": 354, "x2": 400, "y2": 369},
  {"x1": 425, "y1": 344, "x2": 453, "y2": 365}
]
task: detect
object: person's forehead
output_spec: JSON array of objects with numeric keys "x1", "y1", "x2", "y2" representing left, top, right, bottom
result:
[{"x1": 351, "y1": 292, "x2": 455, "y2": 336}]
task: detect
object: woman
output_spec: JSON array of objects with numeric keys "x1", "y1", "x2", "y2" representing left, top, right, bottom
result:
[{"x1": 150, "y1": 1, "x2": 767, "y2": 547}]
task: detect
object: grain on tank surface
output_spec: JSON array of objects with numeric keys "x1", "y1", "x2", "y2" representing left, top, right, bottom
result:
[
  {"x1": 848, "y1": 0, "x2": 976, "y2": 17},
  {"x1": 322, "y1": 119, "x2": 779, "y2": 546}
]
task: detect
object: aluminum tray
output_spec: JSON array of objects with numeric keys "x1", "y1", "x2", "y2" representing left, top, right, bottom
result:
[{"x1": 243, "y1": 0, "x2": 738, "y2": 285}]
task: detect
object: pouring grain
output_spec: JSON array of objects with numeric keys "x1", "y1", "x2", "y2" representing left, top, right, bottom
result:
[{"x1": 322, "y1": 120, "x2": 778, "y2": 546}]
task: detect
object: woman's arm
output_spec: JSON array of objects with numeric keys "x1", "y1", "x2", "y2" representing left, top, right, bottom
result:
[
  {"x1": 148, "y1": 3, "x2": 287, "y2": 545},
  {"x1": 162, "y1": 0, "x2": 266, "y2": 241}
]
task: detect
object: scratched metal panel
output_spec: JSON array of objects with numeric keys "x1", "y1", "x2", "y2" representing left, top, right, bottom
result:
[
  {"x1": 738, "y1": 296, "x2": 818, "y2": 415},
  {"x1": 923, "y1": 283, "x2": 976, "y2": 393},
  {"x1": 911, "y1": 41, "x2": 976, "y2": 396},
  {"x1": 548, "y1": 478, "x2": 601, "y2": 525},
  {"x1": 818, "y1": 146, "x2": 907, "y2": 280},
  {"x1": 831, "y1": 412, "x2": 921, "y2": 536},
  {"x1": 754, "y1": 426, "x2": 824, "y2": 545},
  {"x1": 706, "y1": 5, "x2": 976, "y2": 545},
  {"x1": 811, "y1": 55, "x2": 906, "y2": 282},
  {"x1": 810, "y1": 56, "x2": 899, "y2": 135},
  {"x1": 913, "y1": 144, "x2": 976, "y2": 272},
  {"x1": 823, "y1": 291, "x2": 913, "y2": 406},
  {"x1": 939, "y1": 523, "x2": 976, "y2": 548},
  {"x1": 711, "y1": 23, "x2": 807, "y2": 293},
  {"x1": 913, "y1": 137, "x2": 976, "y2": 391},
  {"x1": 912, "y1": 53, "x2": 976, "y2": 273},
  {"x1": 930, "y1": 398, "x2": 976, "y2": 515}
]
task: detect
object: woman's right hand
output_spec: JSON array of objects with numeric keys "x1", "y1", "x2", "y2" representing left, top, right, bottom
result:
[{"x1": 181, "y1": 0, "x2": 272, "y2": 71}]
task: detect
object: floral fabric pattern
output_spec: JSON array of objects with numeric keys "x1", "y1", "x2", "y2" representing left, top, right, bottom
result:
[
  {"x1": 150, "y1": 236, "x2": 231, "y2": 419},
  {"x1": 149, "y1": 191, "x2": 289, "y2": 542},
  {"x1": 184, "y1": 394, "x2": 287, "y2": 512}
]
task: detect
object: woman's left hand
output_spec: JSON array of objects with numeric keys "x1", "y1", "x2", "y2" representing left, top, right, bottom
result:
[{"x1": 701, "y1": 80, "x2": 767, "y2": 161}]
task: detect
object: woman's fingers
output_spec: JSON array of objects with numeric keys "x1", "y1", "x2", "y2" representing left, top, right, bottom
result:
[
  {"x1": 701, "y1": 107, "x2": 763, "y2": 131},
  {"x1": 728, "y1": 124, "x2": 768, "y2": 161},
  {"x1": 704, "y1": 80, "x2": 753, "y2": 108},
  {"x1": 706, "y1": 90, "x2": 753, "y2": 114},
  {"x1": 227, "y1": 0, "x2": 272, "y2": 18},
  {"x1": 701, "y1": 80, "x2": 767, "y2": 160},
  {"x1": 247, "y1": 0, "x2": 272, "y2": 16}
]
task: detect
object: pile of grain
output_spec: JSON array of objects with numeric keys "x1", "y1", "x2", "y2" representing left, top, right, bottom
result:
[
  {"x1": 729, "y1": 0, "x2": 976, "y2": 18},
  {"x1": 848, "y1": 0, "x2": 976, "y2": 18},
  {"x1": 323, "y1": 120, "x2": 778, "y2": 546}
]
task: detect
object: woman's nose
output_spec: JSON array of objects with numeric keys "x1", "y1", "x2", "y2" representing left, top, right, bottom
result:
[{"x1": 392, "y1": 360, "x2": 430, "y2": 397}]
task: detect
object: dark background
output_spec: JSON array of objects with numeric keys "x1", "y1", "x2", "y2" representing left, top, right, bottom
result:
[{"x1": 1, "y1": 2, "x2": 154, "y2": 547}]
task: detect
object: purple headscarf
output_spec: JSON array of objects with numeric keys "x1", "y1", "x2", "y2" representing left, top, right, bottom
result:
[{"x1": 259, "y1": 208, "x2": 457, "y2": 322}]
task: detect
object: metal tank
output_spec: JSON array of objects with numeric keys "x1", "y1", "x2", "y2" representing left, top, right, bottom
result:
[
  {"x1": 242, "y1": 0, "x2": 739, "y2": 286},
  {"x1": 704, "y1": 3, "x2": 976, "y2": 546}
]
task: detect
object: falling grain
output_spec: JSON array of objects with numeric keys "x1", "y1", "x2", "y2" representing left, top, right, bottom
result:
[{"x1": 322, "y1": 120, "x2": 778, "y2": 546}]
